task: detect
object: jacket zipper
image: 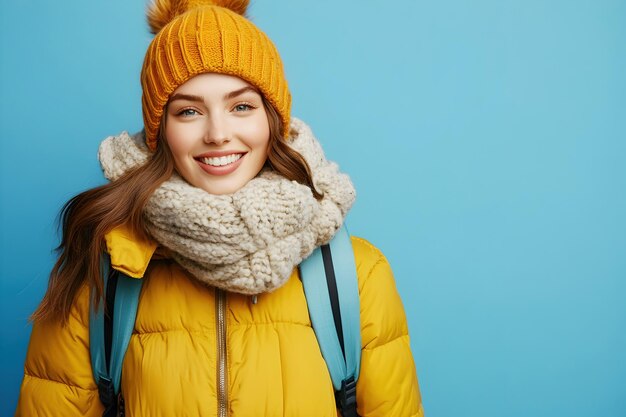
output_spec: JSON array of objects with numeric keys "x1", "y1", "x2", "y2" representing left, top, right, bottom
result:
[{"x1": 216, "y1": 288, "x2": 228, "y2": 417}]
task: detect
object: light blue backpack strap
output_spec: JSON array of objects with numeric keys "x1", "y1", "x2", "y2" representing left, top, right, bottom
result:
[
  {"x1": 109, "y1": 272, "x2": 143, "y2": 393},
  {"x1": 300, "y1": 224, "x2": 362, "y2": 390},
  {"x1": 329, "y1": 225, "x2": 362, "y2": 383},
  {"x1": 326, "y1": 225, "x2": 362, "y2": 417},
  {"x1": 89, "y1": 253, "x2": 143, "y2": 414}
]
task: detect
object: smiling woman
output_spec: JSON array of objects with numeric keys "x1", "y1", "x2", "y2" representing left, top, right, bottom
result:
[{"x1": 14, "y1": 0, "x2": 424, "y2": 416}]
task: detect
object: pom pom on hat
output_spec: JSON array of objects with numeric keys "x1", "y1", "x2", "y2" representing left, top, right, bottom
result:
[
  {"x1": 140, "y1": 0, "x2": 291, "y2": 151},
  {"x1": 147, "y1": 0, "x2": 250, "y2": 34}
]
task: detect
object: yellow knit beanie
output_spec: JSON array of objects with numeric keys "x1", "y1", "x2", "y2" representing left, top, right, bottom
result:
[{"x1": 141, "y1": 0, "x2": 291, "y2": 150}]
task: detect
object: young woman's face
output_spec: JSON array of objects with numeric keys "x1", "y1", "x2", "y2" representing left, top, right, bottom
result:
[{"x1": 165, "y1": 73, "x2": 271, "y2": 195}]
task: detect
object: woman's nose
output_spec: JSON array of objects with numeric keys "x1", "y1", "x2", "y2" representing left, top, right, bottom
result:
[{"x1": 203, "y1": 114, "x2": 230, "y2": 145}]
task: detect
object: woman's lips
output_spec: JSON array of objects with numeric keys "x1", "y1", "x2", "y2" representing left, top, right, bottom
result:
[{"x1": 195, "y1": 153, "x2": 246, "y2": 176}]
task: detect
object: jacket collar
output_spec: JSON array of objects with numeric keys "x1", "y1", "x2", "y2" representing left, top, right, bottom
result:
[{"x1": 104, "y1": 224, "x2": 158, "y2": 278}]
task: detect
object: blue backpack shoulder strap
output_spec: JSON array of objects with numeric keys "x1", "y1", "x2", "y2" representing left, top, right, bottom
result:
[
  {"x1": 90, "y1": 253, "x2": 143, "y2": 417},
  {"x1": 300, "y1": 224, "x2": 362, "y2": 417}
]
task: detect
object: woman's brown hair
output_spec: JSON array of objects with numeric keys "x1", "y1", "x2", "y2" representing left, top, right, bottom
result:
[
  {"x1": 263, "y1": 96, "x2": 322, "y2": 200},
  {"x1": 32, "y1": 99, "x2": 321, "y2": 323}
]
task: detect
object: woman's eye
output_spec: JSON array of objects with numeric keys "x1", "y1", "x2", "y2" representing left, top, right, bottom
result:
[
  {"x1": 233, "y1": 103, "x2": 254, "y2": 112},
  {"x1": 178, "y1": 108, "x2": 198, "y2": 117}
]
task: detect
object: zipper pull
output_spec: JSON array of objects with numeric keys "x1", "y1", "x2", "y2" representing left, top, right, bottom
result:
[{"x1": 251, "y1": 295, "x2": 258, "y2": 304}]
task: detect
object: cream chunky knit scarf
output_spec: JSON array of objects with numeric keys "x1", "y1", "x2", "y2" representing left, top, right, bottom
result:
[{"x1": 98, "y1": 118, "x2": 356, "y2": 294}]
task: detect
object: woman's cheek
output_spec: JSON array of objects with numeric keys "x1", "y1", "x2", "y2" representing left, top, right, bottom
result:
[{"x1": 167, "y1": 123, "x2": 196, "y2": 154}]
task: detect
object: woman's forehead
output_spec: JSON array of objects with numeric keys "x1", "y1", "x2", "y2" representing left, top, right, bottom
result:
[{"x1": 172, "y1": 73, "x2": 259, "y2": 96}]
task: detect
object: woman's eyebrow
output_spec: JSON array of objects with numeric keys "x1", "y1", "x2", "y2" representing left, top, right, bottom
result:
[
  {"x1": 169, "y1": 93, "x2": 204, "y2": 103},
  {"x1": 169, "y1": 87, "x2": 259, "y2": 104},
  {"x1": 224, "y1": 86, "x2": 259, "y2": 100}
]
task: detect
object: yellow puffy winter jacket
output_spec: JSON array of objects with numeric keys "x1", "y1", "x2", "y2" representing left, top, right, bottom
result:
[{"x1": 16, "y1": 226, "x2": 424, "y2": 416}]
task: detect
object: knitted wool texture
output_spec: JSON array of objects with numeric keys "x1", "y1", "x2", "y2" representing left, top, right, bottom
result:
[
  {"x1": 141, "y1": 0, "x2": 291, "y2": 150},
  {"x1": 98, "y1": 118, "x2": 356, "y2": 294}
]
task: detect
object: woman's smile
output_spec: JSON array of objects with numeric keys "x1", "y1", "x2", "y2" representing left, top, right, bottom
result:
[
  {"x1": 194, "y1": 152, "x2": 247, "y2": 175},
  {"x1": 197, "y1": 152, "x2": 244, "y2": 167}
]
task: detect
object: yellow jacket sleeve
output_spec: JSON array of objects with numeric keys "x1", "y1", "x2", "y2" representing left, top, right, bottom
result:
[
  {"x1": 352, "y1": 237, "x2": 425, "y2": 417},
  {"x1": 15, "y1": 285, "x2": 104, "y2": 417}
]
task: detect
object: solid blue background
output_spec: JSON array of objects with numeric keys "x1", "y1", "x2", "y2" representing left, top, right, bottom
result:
[{"x1": 1, "y1": 0, "x2": 625, "y2": 416}]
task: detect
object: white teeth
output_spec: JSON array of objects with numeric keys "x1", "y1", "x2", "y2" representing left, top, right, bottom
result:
[{"x1": 202, "y1": 153, "x2": 242, "y2": 167}]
